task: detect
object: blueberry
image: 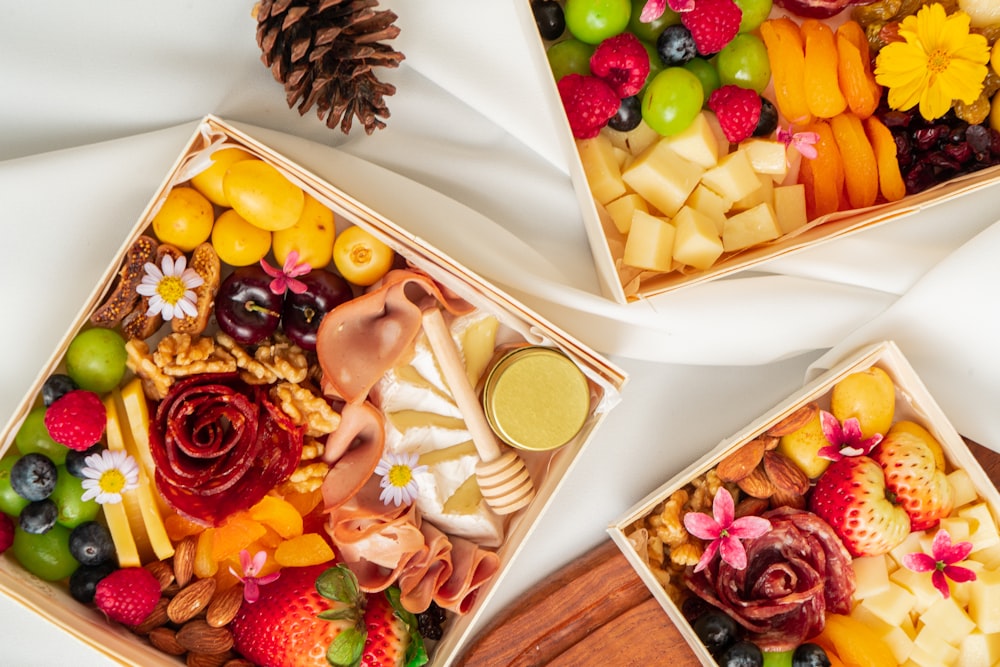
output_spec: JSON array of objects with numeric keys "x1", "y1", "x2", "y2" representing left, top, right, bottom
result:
[
  {"x1": 65, "y1": 444, "x2": 103, "y2": 479},
  {"x1": 656, "y1": 25, "x2": 697, "y2": 66},
  {"x1": 69, "y1": 521, "x2": 115, "y2": 566},
  {"x1": 19, "y1": 499, "x2": 59, "y2": 534},
  {"x1": 792, "y1": 643, "x2": 831, "y2": 667},
  {"x1": 42, "y1": 374, "x2": 78, "y2": 407},
  {"x1": 754, "y1": 96, "x2": 779, "y2": 137},
  {"x1": 531, "y1": 0, "x2": 565, "y2": 41},
  {"x1": 68, "y1": 561, "x2": 117, "y2": 603},
  {"x1": 608, "y1": 95, "x2": 642, "y2": 132},
  {"x1": 719, "y1": 641, "x2": 763, "y2": 667},
  {"x1": 693, "y1": 610, "x2": 740, "y2": 655},
  {"x1": 10, "y1": 453, "x2": 58, "y2": 501}
]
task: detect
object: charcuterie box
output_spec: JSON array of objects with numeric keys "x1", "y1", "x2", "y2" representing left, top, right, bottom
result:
[
  {"x1": 515, "y1": 1, "x2": 1000, "y2": 304},
  {"x1": 0, "y1": 115, "x2": 626, "y2": 667},
  {"x1": 609, "y1": 341, "x2": 1000, "y2": 666}
]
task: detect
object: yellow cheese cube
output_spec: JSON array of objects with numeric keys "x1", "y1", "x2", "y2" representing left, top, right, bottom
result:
[
  {"x1": 663, "y1": 112, "x2": 720, "y2": 169},
  {"x1": 968, "y1": 566, "x2": 1000, "y2": 633},
  {"x1": 773, "y1": 184, "x2": 808, "y2": 235},
  {"x1": 956, "y1": 630, "x2": 1000, "y2": 667},
  {"x1": 672, "y1": 206, "x2": 723, "y2": 270},
  {"x1": 721, "y1": 202, "x2": 781, "y2": 252},
  {"x1": 970, "y1": 542, "x2": 1000, "y2": 569},
  {"x1": 860, "y1": 580, "x2": 917, "y2": 627},
  {"x1": 890, "y1": 564, "x2": 940, "y2": 614},
  {"x1": 577, "y1": 134, "x2": 626, "y2": 205},
  {"x1": 853, "y1": 554, "x2": 892, "y2": 600},
  {"x1": 623, "y1": 210, "x2": 675, "y2": 272},
  {"x1": 731, "y1": 172, "x2": 774, "y2": 212},
  {"x1": 740, "y1": 138, "x2": 789, "y2": 181},
  {"x1": 623, "y1": 141, "x2": 704, "y2": 217},
  {"x1": 958, "y1": 503, "x2": 1000, "y2": 553},
  {"x1": 686, "y1": 184, "x2": 731, "y2": 235},
  {"x1": 911, "y1": 625, "x2": 961, "y2": 666},
  {"x1": 920, "y1": 595, "x2": 976, "y2": 644},
  {"x1": 853, "y1": 604, "x2": 915, "y2": 664},
  {"x1": 605, "y1": 119, "x2": 660, "y2": 156},
  {"x1": 606, "y1": 193, "x2": 649, "y2": 235},
  {"x1": 701, "y1": 148, "x2": 760, "y2": 203},
  {"x1": 891, "y1": 530, "x2": 929, "y2": 568},
  {"x1": 947, "y1": 468, "x2": 980, "y2": 509}
]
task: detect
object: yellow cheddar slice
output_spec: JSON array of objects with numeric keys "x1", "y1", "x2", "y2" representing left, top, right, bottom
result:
[
  {"x1": 103, "y1": 396, "x2": 147, "y2": 567},
  {"x1": 386, "y1": 410, "x2": 467, "y2": 433},
  {"x1": 417, "y1": 441, "x2": 478, "y2": 467},
  {"x1": 119, "y1": 378, "x2": 155, "y2": 477},
  {"x1": 458, "y1": 314, "x2": 499, "y2": 387}
]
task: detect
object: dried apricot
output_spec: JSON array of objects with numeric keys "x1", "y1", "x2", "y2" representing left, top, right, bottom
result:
[
  {"x1": 802, "y1": 20, "x2": 847, "y2": 119},
  {"x1": 798, "y1": 120, "x2": 845, "y2": 219},
  {"x1": 194, "y1": 528, "x2": 218, "y2": 578},
  {"x1": 864, "y1": 116, "x2": 906, "y2": 203},
  {"x1": 816, "y1": 614, "x2": 895, "y2": 667},
  {"x1": 830, "y1": 113, "x2": 879, "y2": 209},
  {"x1": 274, "y1": 533, "x2": 336, "y2": 567},
  {"x1": 761, "y1": 18, "x2": 812, "y2": 125},
  {"x1": 211, "y1": 513, "x2": 267, "y2": 563},
  {"x1": 249, "y1": 495, "x2": 304, "y2": 539},
  {"x1": 836, "y1": 21, "x2": 882, "y2": 119},
  {"x1": 164, "y1": 513, "x2": 204, "y2": 542}
]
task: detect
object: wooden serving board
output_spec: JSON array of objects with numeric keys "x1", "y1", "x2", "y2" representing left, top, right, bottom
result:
[{"x1": 459, "y1": 441, "x2": 1000, "y2": 666}]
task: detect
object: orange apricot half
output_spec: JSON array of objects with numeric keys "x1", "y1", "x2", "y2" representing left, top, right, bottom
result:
[
  {"x1": 830, "y1": 113, "x2": 879, "y2": 209},
  {"x1": 802, "y1": 20, "x2": 848, "y2": 119},
  {"x1": 865, "y1": 115, "x2": 907, "y2": 202},
  {"x1": 799, "y1": 120, "x2": 845, "y2": 219},
  {"x1": 761, "y1": 18, "x2": 813, "y2": 125}
]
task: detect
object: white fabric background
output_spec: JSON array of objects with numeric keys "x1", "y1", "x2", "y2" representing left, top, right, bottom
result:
[{"x1": 1, "y1": 1, "x2": 998, "y2": 664}]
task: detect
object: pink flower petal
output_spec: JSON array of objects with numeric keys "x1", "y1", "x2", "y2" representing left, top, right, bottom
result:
[
  {"x1": 693, "y1": 539, "x2": 720, "y2": 573},
  {"x1": 667, "y1": 0, "x2": 695, "y2": 11},
  {"x1": 260, "y1": 258, "x2": 283, "y2": 278},
  {"x1": 713, "y1": 487, "x2": 736, "y2": 527},
  {"x1": 943, "y1": 564, "x2": 977, "y2": 584},
  {"x1": 238, "y1": 549, "x2": 254, "y2": 575},
  {"x1": 249, "y1": 550, "x2": 267, "y2": 576},
  {"x1": 931, "y1": 569, "x2": 950, "y2": 598},
  {"x1": 840, "y1": 418, "x2": 864, "y2": 443},
  {"x1": 902, "y1": 552, "x2": 937, "y2": 573},
  {"x1": 719, "y1": 536, "x2": 749, "y2": 570},
  {"x1": 820, "y1": 410, "x2": 841, "y2": 443},
  {"x1": 932, "y1": 530, "x2": 974, "y2": 564},
  {"x1": 243, "y1": 579, "x2": 261, "y2": 603},
  {"x1": 285, "y1": 277, "x2": 309, "y2": 294},
  {"x1": 817, "y1": 444, "x2": 843, "y2": 462},
  {"x1": 684, "y1": 511, "x2": 722, "y2": 540},
  {"x1": 728, "y1": 515, "x2": 772, "y2": 540},
  {"x1": 640, "y1": 0, "x2": 666, "y2": 22}
]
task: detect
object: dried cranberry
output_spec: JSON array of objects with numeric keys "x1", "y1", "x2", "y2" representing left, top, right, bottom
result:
[
  {"x1": 966, "y1": 125, "x2": 991, "y2": 154},
  {"x1": 880, "y1": 110, "x2": 912, "y2": 128},
  {"x1": 926, "y1": 151, "x2": 960, "y2": 172},
  {"x1": 943, "y1": 142, "x2": 973, "y2": 164}
]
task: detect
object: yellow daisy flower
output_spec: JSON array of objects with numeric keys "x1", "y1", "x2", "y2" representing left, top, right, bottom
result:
[{"x1": 874, "y1": 3, "x2": 990, "y2": 121}]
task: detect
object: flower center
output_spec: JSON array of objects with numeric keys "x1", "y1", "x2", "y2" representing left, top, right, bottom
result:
[
  {"x1": 156, "y1": 275, "x2": 188, "y2": 305},
  {"x1": 387, "y1": 464, "x2": 413, "y2": 488},
  {"x1": 99, "y1": 469, "x2": 127, "y2": 494},
  {"x1": 927, "y1": 48, "x2": 951, "y2": 75}
]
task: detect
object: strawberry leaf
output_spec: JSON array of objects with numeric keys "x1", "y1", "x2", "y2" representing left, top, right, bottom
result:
[
  {"x1": 326, "y1": 626, "x2": 365, "y2": 667},
  {"x1": 386, "y1": 587, "x2": 429, "y2": 667},
  {"x1": 317, "y1": 565, "x2": 363, "y2": 606}
]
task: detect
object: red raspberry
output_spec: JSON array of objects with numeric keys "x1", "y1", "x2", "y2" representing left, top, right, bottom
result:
[
  {"x1": 589, "y1": 32, "x2": 651, "y2": 98},
  {"x1": 93, "y1": 567, "x2": 161, "y2": 626},
  {"x1": 43, "y1": 389, "x2": 106, "y2": 451},
  {"x1": 557, "y1": 74, "x2": 621, "y2": 139},
  {"x1": 0, "y1": 513, "x2": 13, "y2": 554},
  {"x1": 681, "y1": 0, "x2": 742, "y2": 56},
  {"x1": 708, "y1": 85, "x2": 762, "y2": 144}
]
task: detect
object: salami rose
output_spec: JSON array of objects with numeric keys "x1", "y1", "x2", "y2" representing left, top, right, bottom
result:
[
  {"x1": 149, "y1": 372, "x2": 304, "y2": 525},
  {"x1": 685, "y1": 507, "x2": 855, "y2": 652}
]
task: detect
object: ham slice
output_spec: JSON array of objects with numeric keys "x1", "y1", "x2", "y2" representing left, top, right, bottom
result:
[{"x1": 320, "y1": 401, "x2": 386, "y2": 512}]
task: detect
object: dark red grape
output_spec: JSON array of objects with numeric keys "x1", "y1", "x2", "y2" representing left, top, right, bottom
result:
[
  {"x1": 282, "y1": 269, "x2": 353, "y2": 351},
  {"x1": 215, "y1": 265, "x2": 283, "y2": 346}
]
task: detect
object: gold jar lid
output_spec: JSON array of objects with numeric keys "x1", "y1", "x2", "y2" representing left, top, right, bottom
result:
[{"x1": 481, "y1": 346, "x2": 590, "y2": 452}]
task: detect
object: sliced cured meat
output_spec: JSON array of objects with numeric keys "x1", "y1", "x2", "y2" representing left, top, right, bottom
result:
[
  {"x1": 320, "y1": 400, "x2": 386, "y2": 512},
  {"x1": 149, "y1": 372, "x2": 304, "y2": 526}
]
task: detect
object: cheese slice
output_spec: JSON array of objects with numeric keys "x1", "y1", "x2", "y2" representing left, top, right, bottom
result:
[
  {"x1": 103, "y1": 396, "x2": 147, "y2": 567},
  {"x1": 453, "y1": 312, "x2": 499, "y2": 387},
  {"x1": 385, "y1": 410, "x2": 466, "y2": 433}
]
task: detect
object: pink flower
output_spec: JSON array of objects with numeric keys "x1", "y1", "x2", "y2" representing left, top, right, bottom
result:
[
  {"x1": 817, "y1": 410, "x2": 882, "y2": 461},
  {"x1": 902, "y1": 529, "x2": 977, "y2": 599},
  {"x1": 683, "y1": 487, "x2": 772, "y2": 572},
  {"x1": 229, "y1": 549, "x2": 281, "y2": 603},
  {"x1": 778, "y1": 126, "x2": 820, "y2": 160},
  {"x1": 260, "y1": 250, "x2": 311, "y2": 296},
  {"x1": 640, "y1": 0, "x2": 695, "y2": 22}
]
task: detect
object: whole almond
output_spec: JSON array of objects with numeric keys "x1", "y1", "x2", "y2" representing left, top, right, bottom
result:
[
  {"x1": 222, "y1": 660, "x2": 256, "y2": 667},
  {"x1": 176, "y1": 620, "x2": 234, "y2": 654},
  {"x1": 148, "y1": 627, "x2": 186, "y2": 656},
  {"x1": 187, "y1": 651, "x2": 235, "y2": 667},
  {"x1": 134, "y1": 597, "x2": 170, "y2": 635},
  {"x1": 206, "y1": 584, "x2": 244, "y2": 628},
  {"x1": 771, "y1": 486, "x2": 808, "y2": 510},
  {"x1": 168, "y1": 578, "x2": 217, "y2": 624},
  {"x1": 734, "y1": 497, "x2": 770, "y2": 518},
  {"x1": 173, "y1": 537, "x2": 197, "y2": 588},
  {"x1": 766, "y1": 402, "x2": 820, "y2": 437},
  {"x1": 762, "y1": 450, "x2": 810, "y2": 495},
  {"x1": 145, "y1": 560, "x2": 176, "y2": 592},
  {"x1": 716, "y1": 438, "x2": 767, "y2": 482},
  {"x1": 736, "y1": 466, "x2": 776, "y2": 499}
]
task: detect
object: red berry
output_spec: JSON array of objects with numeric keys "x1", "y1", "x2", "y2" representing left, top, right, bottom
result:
[
  {"x1": 708, "y1": 84, "x2": 762, "y2": 144},
  {"x1": 681, "y1": 0, "x2": 743, "y2": 56},
  {"x1": 0, "y1": 513, "x2": 13, "y2": 554},
  {"x1": 93, "y1": 567, "x2": 161, "y2": 626},
  {"x1": 557, "y1": 74, "x2": 621, "y2": 139},
  {"x1": 589, "y1": 32, "x2": 650, "y2": 98},
  {"x1": 44, "y1": 390, "x2": 106, "y2": 451}
]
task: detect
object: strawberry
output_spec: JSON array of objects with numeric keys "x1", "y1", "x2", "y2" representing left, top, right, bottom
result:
[
  {"x1": 229, "y1": 563, "x2": 427, "y2": 667},
  {"x1": 93, "y1": 567, "x2": 161, "y2": 627},
  {"x1": 44, "y1": 389, "x2": 106, "y2": 451},
  {"x1": 809, "y1": 455, "x2": 910, "y2": 557},
  {"x1": 872, "y1": 431, "x2": 953, "y2": 531}
]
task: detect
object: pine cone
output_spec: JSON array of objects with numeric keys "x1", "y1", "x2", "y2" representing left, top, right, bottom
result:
[{"x1": 256, "y1": 0, "x2": 405, "y2": 135}]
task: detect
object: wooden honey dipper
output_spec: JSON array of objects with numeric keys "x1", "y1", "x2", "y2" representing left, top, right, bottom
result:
[{"x1": 421, "y1": 307, "x2": 535, "y2": 515}]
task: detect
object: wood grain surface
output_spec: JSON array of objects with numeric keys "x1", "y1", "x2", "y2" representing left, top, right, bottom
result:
[{"x1": 459, "y1": 441, "x2": 1000, "y2": 666}]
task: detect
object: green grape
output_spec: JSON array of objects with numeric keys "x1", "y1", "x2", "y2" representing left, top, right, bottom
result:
[
  {"x1": 65, "y1": 328, "x2": 127, "y2": 394},
  {"x1": 682, "y1": 57, "x2": 721, "y2": 104},
  {"x1": 735, "y1": 0, "x2": 773, "y2": 33},
  {"x1": 715, "y1": 33, "x2": 771, "y2": 94},
  {"x1": 50, "y1": 466, "x2": 99, "y2": 529},
  {"x1": 563, "y1": 0, "x2": 631, "y2": 45},
  {"x1": 641, "y1": 67, "x2": 704, "y2": 136},
  {"x1": 627, "y1": 0, "x2": 680, "y2": 42},
  {"x1": 547, "y1": 38, "x2": 595, "y2": 81},
  {"x1": 14, "y1": 406, "x2": 68, "y2": 465},
  {"x1": 0, "y1": 456, "x2": 29, "y2": 516},
  {"x1": 12, "y1": 524, "x2": 79, "y2": 581},
  {"x1": 761, "y1": 650, "x2": 794, "y2": 667}
]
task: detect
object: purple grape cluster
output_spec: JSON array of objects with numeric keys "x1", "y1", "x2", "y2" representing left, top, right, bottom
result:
[{"x1": 877, "y1": 108, "x2": 1000, "y2": 196}]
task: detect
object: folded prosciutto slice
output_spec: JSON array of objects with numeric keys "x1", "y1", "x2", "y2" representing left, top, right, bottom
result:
[{"x1": 149, "y1": 372, "x2": 304, "y2": 526}]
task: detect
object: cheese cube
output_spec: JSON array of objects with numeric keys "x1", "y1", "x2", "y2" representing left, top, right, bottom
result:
[
  {"x1": 890, "y1": 565, "x2": 940, "y2": 614},
  {"x1": 921, "y1": 519, "x2": 972, "y2": 554},
  {"x1": 686, "y1": 184, "x2": 730, "y2": 235},
  {"x1": 950, "y1": 559, "x2": 983, "y2": 608},
  {"x1": 605, "y1": 194, "x2": 649, "y2": 235},
  {"x1": 891, "y1": 530, "x2": 929, "y2": 568},
  {"x1": 740, "y1": 138, "x2": 789, "y2": 181},
  {"x1": 920, "y1": 595, "x2": 976, "y2": 645},
  {"x1": 722, "y1": 203, "x2": 781, "y2": 252},
  {"x1": 968, "y1": 566, "x2": 1000, "y2": 633},
  {"x1": 731, "y1": 172, "x2": 774, "y2": 212},
  {"x1": 911, "y1": 625, "x2": 961, "y2": 666},
  {"x1": 853, "y1": 605, "x2": 915, "y2": 664},
  {"x1": 623, "y1": 210, "x2": 675, "y2": 272},
  {"x1": 947, "y1": 468, "x2": 979, "y2": 509},
  {"x1": 663, "y1": 112, "x2": 720, "y2": 169},
  {"x1": 578, "y1": 134, "x2": 627, "y2": 205},
  {"x1": 701, "y1": 148, "x2": 760, "y2": 203},
  {"x1": 853, "y1": 554, "x2": 891, "y2": 600},
  {"x1": 605, "y1": 119, "x2": 660, "y2": 157},
  {"x1": 860, "y1": 580, "x2": 917, "y2": 626},
  {"x1": 672, "y1": 206, "x2": 723, "y2": 270},
  {"x1": 623, "y1": 140, "x2": 704, "y2": 217},
  {"x1": 970, "y1": 542, "x2": 1000, "y2": 569},
  {"x1": 958, "y1": 503, "x2": 1000, "y2": 553},
  {"x1": 773, "y1": 184, "x2": 808, "y2": 235},
  {"x1": 956, "y1": 630, "x2": 1000, "y2": 667}
]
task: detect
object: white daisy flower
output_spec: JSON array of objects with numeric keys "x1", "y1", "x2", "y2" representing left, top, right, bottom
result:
[
  {"x1": 80, "y1": 449, "x2": 140, "y2": 505},
  {"x1": 136, "y1": 253, "x2": 204, "y2": 321},
  {"x1": 374, "y1": 452, "x2": 427, "y2": 507}
]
